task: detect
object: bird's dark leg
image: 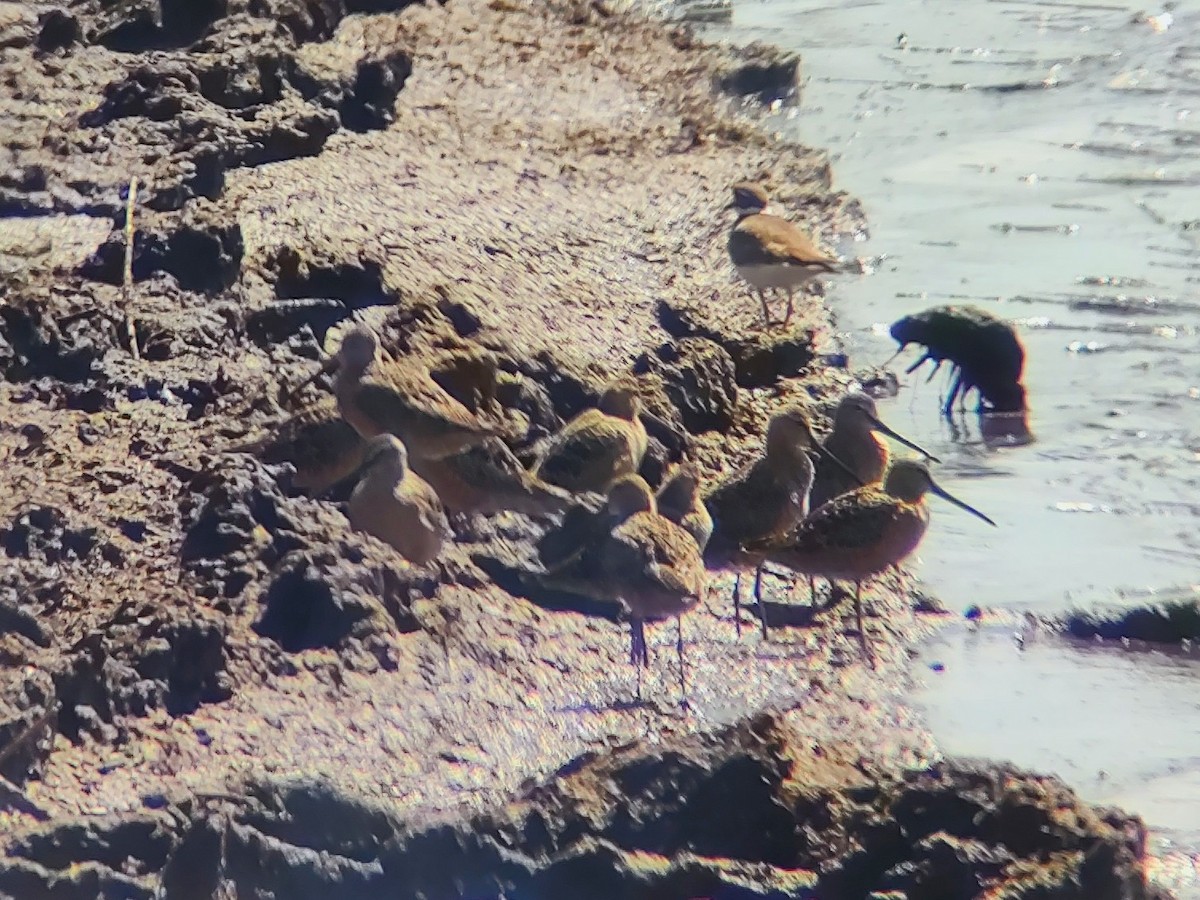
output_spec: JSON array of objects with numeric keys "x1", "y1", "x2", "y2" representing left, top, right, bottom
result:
[
  {"x1": 733, "y1": 573, "x2": 743, "y2": 637},
  {"x1": 905, "y1": 351, "x2": 933, "y2": 375},
  {"x1": 942, "y1": 371, "x2": 964, "y2": 418},
  {"x1": 676, "y1": 617, "x2": 688, "y2": 708},
  {"x1": 924, "y1": 359, "x2": 944, "y2": 383},
  {"x1": 808, "y1": 575, "x2": 818, "y2": 606},
  {"x1": 631, "y1": 619, "x2": 646, "y2": 701},
  {"x1": 758, "y1": 290, "x2": 772, "y2": 326},
  {"x1": 784, "y1": 288, "x2": 795, "y2": 325},
  {"x1": 754, "y1": 563, "x2": 769, "y2": 640}
]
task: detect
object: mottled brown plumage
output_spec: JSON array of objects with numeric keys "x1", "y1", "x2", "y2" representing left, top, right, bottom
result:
[
  {"x1": 532, "y1": 382, "x2": 648, "y2": 493},
  {"x1": 810, "y1": 392, "x2": 938, "y2": 512},
  {"x1": 704, "y1": 405, "x2": 864, "y2": 638},
  {"x1": 655, "y1": 463, "x2": 713, "y2": 552},
  {"x1": 728, "y1": 182, "x2": 842, "y2": 326},
  {"x1": 807, "y1": 392, "x2": 939, "y2": 606},
  {"x1": 331, "y1": 328, "x2": 516, "y2": 460},
  {"x1": 751, "y1": 459, "x2": 995, "y2": 657},
  {"x1": 540, "y1": 476, "x2": 704, "y2": 701},
  {"x1": 409, "y1": 438, "x2": 574, "y2": 518},
  {"x1": 224, "y1": 398, "x2": 367, "y2": 495},
  {"x1": 704, "y1": 407, "x2": 829, "y2": 638},
  {"x1": 346, "y1": 435, "x2": 452, "y2": 566}
]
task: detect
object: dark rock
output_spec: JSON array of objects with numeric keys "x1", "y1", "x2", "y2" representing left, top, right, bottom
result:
[
  {"x1": 254, "y1": 552, "x2": 386, "y2": 652},
  {"x1": 79, "y1": 220, "x2": 243, "y2": 294},
  {"x1": 35, "y1": 11, "x2": 81, "y2": 53},
  {"x1": 635, "y1": 337, "x2": 738, "y2": 433},
  {"x1": 0, "y1": 296, "x2": 106, "y2": 384},
  {"x1": 0, "y1": 671, "x2": 57, "y2": 784},
  {"x1": 657, "y1": 298, "x2": 816, "y2": 388},
  {"x1": 2, "y1": 507, "x2": 98, "y2": 564},
  {"x1": 85, "y1": 0, "x2": 228, "y2": 53},
  {"x1": 1064, "y1": 600, "x2": 1200, "y2": 644},
  {"x1": 160, "y1": 816, "x2": 222, "y2": 900},
  {"x1": 715, "y1": 43, "x2": 802, "y2": 106},
  {"x1": 246, "y1": 298, "x2": 349, "y2": 347}
]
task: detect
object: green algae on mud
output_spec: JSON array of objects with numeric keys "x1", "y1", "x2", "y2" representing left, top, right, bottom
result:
[{"x1": 0, "y1": 0, "x2": 1170, "y2": 895}]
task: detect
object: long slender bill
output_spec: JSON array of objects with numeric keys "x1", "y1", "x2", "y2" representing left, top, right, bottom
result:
[
  {"x1": 930, "y1": 481, "x2": 997, "y2": 527},
  {"x1": 867, "y1": 413, "x2": 941, "y2": 463},
  {"x1": 283, "y1": 356, "x2": 340, "y2": 405}
]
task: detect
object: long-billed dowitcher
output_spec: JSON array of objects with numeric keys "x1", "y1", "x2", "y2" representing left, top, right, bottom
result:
[
  {"x1": 409, "y1": 437, "x2": 574, "y2": 518},
  {"x1": 300, "y1": 327, "x2": 513, "y2": 460},
  {"x1": 806, "y1": 392, "x2": 939, "y2": 605},
  {"x1": 703, "y1": 405, "x2": 859, "y2": 638},
  {"x1": 750, "y1": 458, "x2": 995, "y2": 657},
  {"x1": 728, "y1": 182, "x2": 842, "y2": 326},
  {"x1": 541, "y1": 475, "x2": 704, "y2": 702},
  {"x1": 809, "y1": 392, "x2": 939, "y2": 511},
  {"x1": 223, "y1": 397, "x2": 366, "y2": 495},
  {"x1": 531, "y1": 381, "x2": 648, "y2": 494},
  {"x1": 655, "y1": 462, "x2": 713, "y2": 552},
  {"x1": 346, "y1": 434, "x2": 452, "y2": 566}
]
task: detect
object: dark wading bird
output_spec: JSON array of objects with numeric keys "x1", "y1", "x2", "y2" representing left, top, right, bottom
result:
[
  {"x1": 889, "y1": 305, "x2": 1026, "y2": 417},
  {"x1": 748, "y1": 459, "x2": 996, "y2": 661}
]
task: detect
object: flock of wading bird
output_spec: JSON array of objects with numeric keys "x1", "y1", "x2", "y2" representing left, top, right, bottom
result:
[{"x1": 237, "y1": 182, "x2": 1002, "y2": 703}]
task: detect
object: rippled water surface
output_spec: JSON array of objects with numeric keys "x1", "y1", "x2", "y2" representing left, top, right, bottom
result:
[{"x1": 700, "y1": 0, "x2": 1200, "y2": 884}]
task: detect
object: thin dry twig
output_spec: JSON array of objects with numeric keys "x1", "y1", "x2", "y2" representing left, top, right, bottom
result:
[{"x1": 123, "y1": 176, "x2": 140, "y2": 360}]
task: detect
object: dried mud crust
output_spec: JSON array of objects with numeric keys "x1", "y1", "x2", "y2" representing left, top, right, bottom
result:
[
  {"x1": 0, "y1": 715, "x2": 1165, "y2": 899},
  {"x1": 0, "y1": 0, "x2": 1165, "y2": 898}
]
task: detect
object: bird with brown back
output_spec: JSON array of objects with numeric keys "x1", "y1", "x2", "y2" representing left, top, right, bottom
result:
[
  {"x1": 346, "y1": 434, "x2": 452, "y2": 566},
  {"x1": 531, "y1": 381, "x2": 649, "y2": 494},
  {"x1": 727, "y1": 182, "x2": 843, "y2": 327},
  {"x1": 749, "y1": 458, "x2": 995, "y2": 660}
]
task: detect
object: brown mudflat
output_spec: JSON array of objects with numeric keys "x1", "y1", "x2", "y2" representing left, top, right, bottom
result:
[{"x1": 0, "y1": 0, "x2": 1163, "y2": 896}]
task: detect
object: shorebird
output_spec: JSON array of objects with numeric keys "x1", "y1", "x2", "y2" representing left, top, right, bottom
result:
[
  {"x1": 655, "y1": 462, "x2": 713, "y2": 552},
  {"x1": 727, "y1": 182, "x2": 842, "y2": 327},
  {"x1": 536, "y1": 478, "x2": 631, "y2": 573},
  {"x1": 222, "y1": 398, "x2": 366, "y2": 495},
  {"x1": 346, "y1": 434, "x2": 452, "y2": 566},
  {"x1": 409, "y1": 437, "x2": 575, "y2": 518},
  {"x1": 540, "y1": 475, "x2": 704, "y2": 702},
  {"x1": 296, "y1": 327, "x2": 515, "y2": 460},
  {"x1": 810, "y1": 392, "x2": 939, "y2": 511},
  {"x1": 531, "y1": 381, "x2": 649, "y2": 494},
  {"x1": 703, "y1": 405, "x2": 859, "y2": 638},
  {"x1": 750, "y1": 458, "x2": 995, "y2": 658},
  {"x1": 806, "y1": 392, "x2": 940, "y2": 605}
]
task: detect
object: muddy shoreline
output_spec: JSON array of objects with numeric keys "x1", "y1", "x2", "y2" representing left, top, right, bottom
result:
[{"x1": 0, "y1": 0, "x2": 1168, "y2": 896}]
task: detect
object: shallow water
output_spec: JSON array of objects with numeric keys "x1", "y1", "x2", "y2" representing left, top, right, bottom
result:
[{"x1": 701, "y1": 0, "x2": 1200, "y2": 882}]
